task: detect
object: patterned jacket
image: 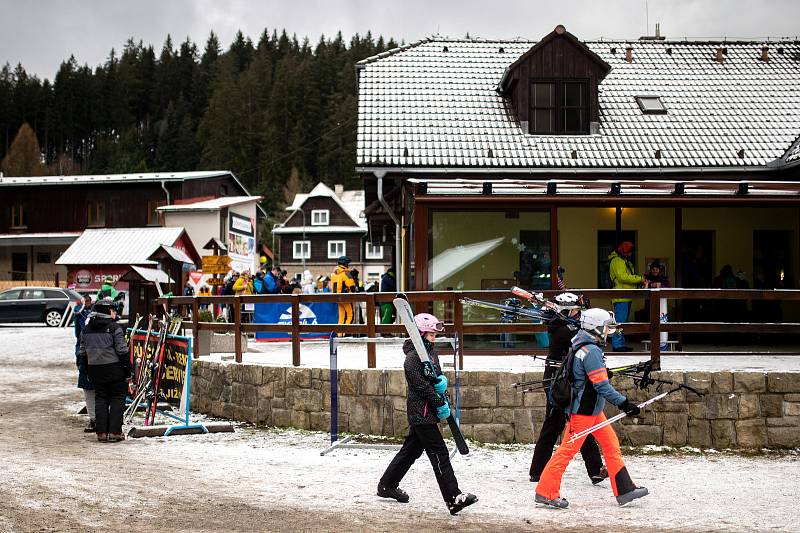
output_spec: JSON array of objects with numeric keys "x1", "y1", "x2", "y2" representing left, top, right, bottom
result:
[{"x1": 403, "y1": 338, "x2": 447, "y2": 426}]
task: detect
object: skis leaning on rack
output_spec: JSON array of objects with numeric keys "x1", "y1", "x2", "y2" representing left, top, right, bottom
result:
[
  {"x1": 124, "y1": 314, "x2": 182, "y2": 425},
  {"x1": 393, "y1": 296, "x2": 469, "y2": 455}
]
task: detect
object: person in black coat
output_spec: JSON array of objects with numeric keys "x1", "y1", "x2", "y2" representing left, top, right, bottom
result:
[
  {"x1": 377, "y1": 313, "x2": 477, "y2": 515},
  {"x1": 80, "y1": 298, "x2": 130, "y2": 442},
  {"x1": 528, "y1": 297, "x2": 606, "y2": 484},
  {"x1": 74, "y1": 294, "x2": 95, "y2": 432}
]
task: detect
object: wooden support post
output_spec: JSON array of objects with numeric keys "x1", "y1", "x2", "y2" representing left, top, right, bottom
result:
[
  {"x1": 291, "y1": 295, "x2": 301, "y2": 366},
  {"x1": 649, "y1": 289, "x2": 661, "y2": 370},
  {"x1": 454, "y1": 293, "x2": 464, "y2": 369},
  {"x1": 366, "y1": 294, "x2": 376, "y2": 368},
  {"x1": 674, "y1": 207, "x2": 683, "y2": 349},
  {"x1": 234, "y1": 295, "x2": 242, "y2": 363},
  {"x1": 550, "y1": 206, "x2": 559, "y2": 289},
  {"x1": 192, "y1": 298, "x2": 200, "y2": 359}
]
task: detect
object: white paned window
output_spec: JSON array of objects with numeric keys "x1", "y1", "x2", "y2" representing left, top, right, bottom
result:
[
  {"x1": 293, "y1": 241, "x2": 310, "y2": 259},
  {"x1": 328, "y1": 240, "x2": 346, "y2": 259},
  {"x1": 311, "y1": 209, "x2": 329, "y2": 226},
  {"x1": 365, "y1": 243, "x2": 383, "y2": 260}
]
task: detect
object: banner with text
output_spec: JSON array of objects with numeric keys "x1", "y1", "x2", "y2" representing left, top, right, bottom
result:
[
  {"x1": 254, "y1": 302, "x2": 339, "y2": 341},
  {"x1": 130, "y1": 331, "x2": 190, "y2": 405}
]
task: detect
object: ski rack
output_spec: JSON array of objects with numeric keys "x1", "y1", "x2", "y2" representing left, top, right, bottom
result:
[
  {"x1": 320, "y1": 334, "x2": 463, "y2": 459},
  {"x1": 126, "y1": 329, "x2": 218, "y2": 438}
]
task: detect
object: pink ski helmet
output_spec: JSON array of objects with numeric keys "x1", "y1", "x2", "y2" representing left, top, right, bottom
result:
[{"x1": 415, "y1": 313, "x2": 444, "y2": 333}]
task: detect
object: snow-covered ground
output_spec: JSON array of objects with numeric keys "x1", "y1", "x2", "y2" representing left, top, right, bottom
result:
[{"x1": 1, "y1": 325, "x2": 799, "y2": 532}]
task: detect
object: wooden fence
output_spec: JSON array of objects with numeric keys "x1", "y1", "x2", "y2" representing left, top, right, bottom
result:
[{"x1": 157, "y1": 289, "x2": 800, "y2": 370}]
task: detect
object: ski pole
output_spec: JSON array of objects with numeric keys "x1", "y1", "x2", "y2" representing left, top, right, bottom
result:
[{"x1": 567, "y1": 390, "x2": 670, "y2": 443}]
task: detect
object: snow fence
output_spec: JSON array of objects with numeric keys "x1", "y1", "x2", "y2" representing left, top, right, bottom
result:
[{"x1": 189, "y1": 361, "x2": 800, "y2": 449}]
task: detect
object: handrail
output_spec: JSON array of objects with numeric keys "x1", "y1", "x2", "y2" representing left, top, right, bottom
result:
[{"x1": 158, "y1": 288, "x2": 800, "y2": 368}]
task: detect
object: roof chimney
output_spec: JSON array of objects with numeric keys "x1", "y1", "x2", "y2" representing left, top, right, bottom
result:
[
  {"x1": 625, "y1": 43, "x2": 633, "y2": 63},
  {"x1": 761, "y1": 43, "x2": 770, "y2": 62},
  {"x1": 655, "y1": 23, "x2": 661, "y2": 39},
  {"x1": 715, "y1": 47, "x2": 726, "y2": 64},
  {"x1": 334, "y1": 184, "x2": 344, "y2": 197}
]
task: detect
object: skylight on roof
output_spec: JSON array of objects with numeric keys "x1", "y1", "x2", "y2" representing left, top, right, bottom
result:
[{"x1": 635, "y1": 96, "x2": 667, "y2": 114}]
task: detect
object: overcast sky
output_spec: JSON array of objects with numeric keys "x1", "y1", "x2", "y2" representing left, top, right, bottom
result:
[{"x1": 3, "y1": 0, "x2": 800, "y2": 80}]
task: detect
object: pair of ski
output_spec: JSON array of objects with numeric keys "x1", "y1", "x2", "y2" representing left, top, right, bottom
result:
[
  {"x1": 125, "y1": 315, "x2": 181, "y2": 426},
  {"x1": 393, "y1": 295, "x2": 469, "y2": 456}
]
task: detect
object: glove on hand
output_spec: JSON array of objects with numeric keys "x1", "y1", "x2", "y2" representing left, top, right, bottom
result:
[
  {"x1": 436, "y1": 401, "x2": 451, "y2": 420},
  {"x1": 434, "y1": 374, "x2": 448, "y2": 394},
  {"x1": 619, "y1": 398, "x2": 641, "y2": 416}
]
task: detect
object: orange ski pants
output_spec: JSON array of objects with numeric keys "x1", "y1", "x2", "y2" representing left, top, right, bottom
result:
[{"x1": 536, "y1": 412, "x2": 633, "y2": 499}]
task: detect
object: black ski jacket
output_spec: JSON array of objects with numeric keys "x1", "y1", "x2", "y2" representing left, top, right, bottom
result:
[
  {"x1": 80, "y1": 316, "x2": 129, "y2": 384},
  {"x1": 542, "y1": 319, "x2": 578, "y2": 385},
  {"x1": 403, "y1": 338, "x2": 447, "y2": 426}
]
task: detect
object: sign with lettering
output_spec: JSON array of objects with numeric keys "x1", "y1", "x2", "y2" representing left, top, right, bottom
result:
[
  {"x1": 202, "y1": 255, "x2": 232, "y2": 275},
  {"x1": 228, "y1": 212, "x2": 256, "y2": 274},
  {"x1": 130, "y1": 331, "x2": 190, "y2": 406}
]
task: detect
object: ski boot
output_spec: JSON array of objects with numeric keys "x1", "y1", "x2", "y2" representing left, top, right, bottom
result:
[
  {"x1": 83, "y1": 419, "x2": 96, "y2": 433},
  {"x1": 448, "y1": 493, "x2": 478, "y2": 515},
  {"x1": 591, "y1": 466, "x2": 608, "y2": 485},
  {"x1": 616, "y1": 486, "x2": 649, "y2": 506},
  {"x1": 377, "y1": 484, "x2": 409, "y2": 503},
  {"x1": 535, "y1": 493, "x2": 569, "y2": 509},
  {"x1": 107, "y1": 433, "x2": 126, "y2": 443},
  {"x1": 96, "y1": 433, "x2": 108, "y2": 442},
  {"x1": 530, "y1": 474, "x2": 539, "y2": 483}
]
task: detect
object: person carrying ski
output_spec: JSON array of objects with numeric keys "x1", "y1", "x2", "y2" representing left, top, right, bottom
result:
[
  {"x1": 377, "y1": 313, "x2": 478, "y2": 515},
  {"x1": 535, "y1": 308, "x2": 648, "y2": 509},
  {"x1": 80, "y1": 298, "x2": 130, "y2": 442},
  {"x1": 529, "y1": 293, "x2": 606, "y2": 485}
]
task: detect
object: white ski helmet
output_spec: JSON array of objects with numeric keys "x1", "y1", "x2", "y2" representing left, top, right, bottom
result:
[{"x1": 580, "y1": 308, "x2": 618, "y2": 343}]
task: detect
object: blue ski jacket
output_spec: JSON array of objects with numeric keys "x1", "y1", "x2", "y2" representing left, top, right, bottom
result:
[{"x1": 568, "y1": 330, "x2": 626, "y2": 416}]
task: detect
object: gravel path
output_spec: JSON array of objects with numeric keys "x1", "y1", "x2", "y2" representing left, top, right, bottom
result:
[{"x1": 0, "y1": 326, "x2": 797, "y2": 532}]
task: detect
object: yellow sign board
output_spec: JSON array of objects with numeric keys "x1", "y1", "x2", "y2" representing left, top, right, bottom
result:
[
  {"x1": 205, "y1": 277, "x2": 225, "y2": 286},
  {"x1": 202, "y1": 255, "x2": 231, "y2": 275}
]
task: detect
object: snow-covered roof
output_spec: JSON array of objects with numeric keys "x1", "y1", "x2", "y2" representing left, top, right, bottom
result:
[
  {"x1": 356, "y1": 37, "x2": 800, "y2": 170},
  {"x1": 286, "y1": 182, "x2": 366, "y2": 229},
  {"x1": 55, "y1": 227, "x2": 187, "y2": 266},
  {"x1": 272, "y1": 225, "x2": 366, "y2": 235},
  {"x1": 0, "y1": 232, "x2": 81, "y2": 245},
  {"x1": 0, "y1": 170, "x2": 244, "y2": 187},
  {"x1": 157, "y1": 196, "x2": 262, "y2": 212},
  {"x1": 150, "y1": 243, "x2": 195, "y2": 264},
  {"x1": 124, "y1": 266, "x2": 174, "y2": 284}
]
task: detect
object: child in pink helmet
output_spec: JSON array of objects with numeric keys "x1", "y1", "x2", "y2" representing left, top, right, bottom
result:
[{"x1": 377, "y1": 312, "x2": 477, "y2": 515}]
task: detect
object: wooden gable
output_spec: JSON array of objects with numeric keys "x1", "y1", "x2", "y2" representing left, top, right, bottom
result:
[
  {"x1": 284, "y1": 195, "x2": 358, "y2": 228},
  {"x1": 500, "y1": 25, "x2": 611, "y2": 129}
]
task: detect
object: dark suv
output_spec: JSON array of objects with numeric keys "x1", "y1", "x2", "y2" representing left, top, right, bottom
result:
[{"x1": 0, "y1": 287, "x2": 83, "y2": 326}]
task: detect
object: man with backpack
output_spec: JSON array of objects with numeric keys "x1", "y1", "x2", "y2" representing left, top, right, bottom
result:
[
  {"x1": 528, "y1": 293, "x2": 606, "y2": 485},
  {"x1": 535, "y1": 308, "x2": 648, "y2": 509}
]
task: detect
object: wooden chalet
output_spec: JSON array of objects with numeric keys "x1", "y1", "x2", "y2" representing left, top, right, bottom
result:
[
  {"x1": 0, "y1": 170, "x2": 256, "y2": 285},
  {"x1": 355, "y1": 26, "x2": 800, "y2": 321},
  {"x1": 274, "y1": 182, "x2": 390, "y2": 283}
]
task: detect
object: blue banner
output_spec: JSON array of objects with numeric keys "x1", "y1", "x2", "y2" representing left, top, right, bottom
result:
[{"x1": 254, "y1": 301, "x2": 340, "y2": 341}]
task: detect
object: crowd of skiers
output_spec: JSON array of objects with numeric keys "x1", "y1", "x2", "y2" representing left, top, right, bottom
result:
[{"x1": 377, "y1": 288, "x2": 649, "y2": 515}]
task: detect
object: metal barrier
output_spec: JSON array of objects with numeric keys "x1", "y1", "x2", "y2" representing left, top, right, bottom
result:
[{"x1": 158, "y1": 288, "x2": 800, "y2": 370}]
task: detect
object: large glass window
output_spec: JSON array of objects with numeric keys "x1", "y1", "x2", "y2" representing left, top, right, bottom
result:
[
  {"x1": 429, "y1": 210, "x2": 551, "y2": 291},
  {"x1": 428, "y1": 209, "x2": 551, "y2": 350}
]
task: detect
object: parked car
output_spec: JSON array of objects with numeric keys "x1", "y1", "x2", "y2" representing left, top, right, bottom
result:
[{"x1": 0, "y1": 287, "x2": 83, "y2": 326}]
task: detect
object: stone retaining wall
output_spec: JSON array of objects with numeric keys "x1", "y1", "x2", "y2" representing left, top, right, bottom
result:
[{"x1": 189, "y1": 361, "x2": 800, "y2": 449}]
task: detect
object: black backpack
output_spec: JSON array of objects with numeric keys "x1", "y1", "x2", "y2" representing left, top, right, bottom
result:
[{"x1": 549, "y1": 340, "x2": 595, "y2": 411}]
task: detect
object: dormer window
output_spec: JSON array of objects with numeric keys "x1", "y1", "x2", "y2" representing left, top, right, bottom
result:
[
  {"x1": 311, "y1": 209, "x2": 329, "y2": 226},
  {"x1": 530, "y1": 80, "x2": 589, "y2": 134}
]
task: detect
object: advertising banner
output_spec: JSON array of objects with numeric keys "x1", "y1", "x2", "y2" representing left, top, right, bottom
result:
[
  {"x1": 227, "y1": 212, "x2": 256, "y2": 274},
  {"x1": 254, "y1": 302, "x2": 339, "y2": 341},
  {"x1": 130, "y1": 331, "x2": 190, "y2": 406}
]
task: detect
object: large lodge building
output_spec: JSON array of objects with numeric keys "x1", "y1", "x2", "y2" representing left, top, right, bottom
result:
[{"x1": 356, "y1": 26, "x2": 800, "y2": 320}]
